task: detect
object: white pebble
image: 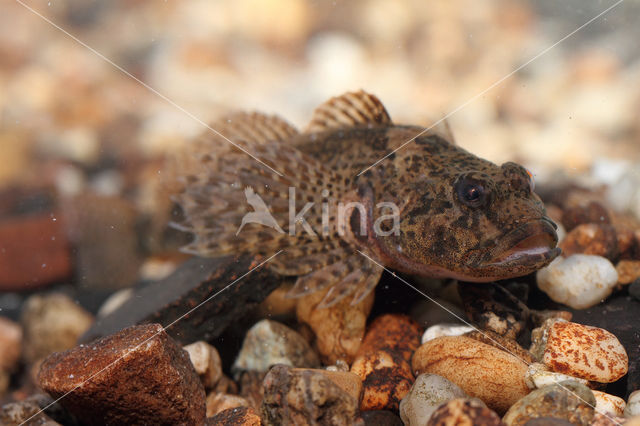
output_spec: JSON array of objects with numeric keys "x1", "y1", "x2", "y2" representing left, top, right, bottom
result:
[
  {"x1": 626, "y1": 390, "x2": 640, "y2": 418},
  {"x1": 421, "y1": 324, "x2": 474, "y2": 344},
  {"x1": 536, "y1": 254, "x2": 618, "y2": 309}
]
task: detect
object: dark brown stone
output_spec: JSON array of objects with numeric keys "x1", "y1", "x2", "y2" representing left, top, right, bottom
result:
[
  {"x1": 260, "y1": 364, "x2": 360, "y2": 426},
  {"x1": 0, "y1": 213, "x2": 71, "y2": 291},
  {"x1": 38, "y1": 323, "x2": 206, "y2": 425},
  {"x1": 80, "y1": 254, "x2": 282, "y2": 345},
  {"x1": 561, "y1": 201, "x2": 610, "y2": 231},
  {"x1": 361, "y1": 410, "x2": 403, "y2": 425}
]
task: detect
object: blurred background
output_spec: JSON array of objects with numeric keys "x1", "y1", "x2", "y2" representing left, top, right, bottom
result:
[{"x1": 0, "y1": 1, "x2": 639, "y2": 312}]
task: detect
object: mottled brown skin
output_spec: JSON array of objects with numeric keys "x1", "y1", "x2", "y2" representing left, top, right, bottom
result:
[
  {"x1": 176, "y1": 92, "x2": 560, "y2": 307},
  {"x1": 292, "y1": 125, "x2": 560, "y2": 282}
]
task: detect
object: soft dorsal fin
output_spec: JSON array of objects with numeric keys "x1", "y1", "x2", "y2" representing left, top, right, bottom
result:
[
  {"x1": 306, "y1": 90, "x2": 392, "y2": 133},
  {"x1": 215, "y1": 111, "x2": 299, "y2": 144}
]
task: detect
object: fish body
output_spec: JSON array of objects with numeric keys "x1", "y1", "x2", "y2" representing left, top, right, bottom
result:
[{"x1": 174, "y1": 91, "x2": 560, "y2": 307}]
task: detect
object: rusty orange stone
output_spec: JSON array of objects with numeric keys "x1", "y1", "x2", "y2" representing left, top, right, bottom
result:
[{"x1": 0, "y1": 213, "x2": 71, "y2": 290}]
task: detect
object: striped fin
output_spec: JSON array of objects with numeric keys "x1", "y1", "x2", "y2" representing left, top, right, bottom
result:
[{"x1": 306, "y1": 91, "x2": 392, "y2": 133}]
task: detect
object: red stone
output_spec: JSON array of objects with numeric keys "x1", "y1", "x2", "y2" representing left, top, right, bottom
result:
[{"x1": 0, "y1": 213, "x2": 71, "y2": 291}]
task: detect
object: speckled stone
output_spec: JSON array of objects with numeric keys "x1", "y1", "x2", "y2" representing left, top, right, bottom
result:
[
  {"x1": 502, "y1": 381, "x2": 595, "y2": 426},
  {"x1": 427, "y1": 398, "x2": 503, "y2": 425},
  {"x1": 531, "y1": 319, "x2": 628, "y2": 383},
  {"x1": 399, "y1": 373, "x2": 467, "y2": 425}
]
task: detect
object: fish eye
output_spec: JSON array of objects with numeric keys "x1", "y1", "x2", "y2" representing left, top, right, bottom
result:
[{"x1": 455, "y1": 176, "x2": 489, "y2": 208}]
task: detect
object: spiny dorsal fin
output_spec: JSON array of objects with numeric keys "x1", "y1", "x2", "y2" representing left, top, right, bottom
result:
[
  {"x1": 216, "y1": 111, "x2": 299, "y2": 144},
  {"x1": 306, "y1": 90, "x2": 392, "y2": 133}
]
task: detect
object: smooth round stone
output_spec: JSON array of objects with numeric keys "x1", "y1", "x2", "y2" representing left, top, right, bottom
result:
[
  {"x1": 399, "y1": 373, "x2": 467, "y2": 425},
  {"x1": 503, "y1": 381, "x2": 595, "y2": 426},
  {"x1": 420, "y1": 324, "x2": 474, "y2": 344},
  {"x1": 412, "y1": 336, "x2": 529, "y2": 414},
  {"x1": 626, "y1": 390, "x2": 640, "y2": 418},
  {"x1": 536, "y1": 255, "x2": 618, "y2": 309}
]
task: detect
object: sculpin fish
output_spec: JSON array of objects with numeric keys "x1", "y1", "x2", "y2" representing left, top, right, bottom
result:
[{"x1": 173, "y1": 91, "x2": 560, "y2": 308}]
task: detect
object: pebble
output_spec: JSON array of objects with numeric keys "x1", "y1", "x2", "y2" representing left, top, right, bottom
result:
[
  {"x1": 421, "y1": 324, "x2": 474, "y2": 344},
  {"x1": 536, "y1": 255, "x2": 618, "y2": 309},
  {"x1": 412, "y1": 336, "x2": 529, "y2": 414},
  {"x1": 206, "y1": 392, "x2": 251, "y2": 418},
  {"x1": 350, "y1": 350, "x2": 414, "y2": 411},
  {"x1": 0, "y1": 213, "x2": 71, "y2": 291},
  {"x1": 616, "y1": 260, "x2": 640, "y2": 285},
  {"x1": 206, "y1": 406, "x2": 261, "y2": 426},
  {"x1": 524, "y1": 363, "x2": 589, "y2": 390},
  {"x1": 560, "y1": 201, "x2": 610, "y2": 231},
  {"x1": 232, "y1": 319, "x2": 320, "y2": 375},
  {"x1": 296, "y1": 286, "x2": 375, "y2": 364},
  {"x1": 184, "y1": 341, "x2": 223, "y2": 389},
  {"x1": 38, "y1": 323, "x2": 206, "y2": 425},
  {"x1": 399, "y1": 373, "x2": 467, "y2": 425},
  {"x1": 590, "y1": 413, "x2": 627, "y2": 425},
  {"x1": 0, "y1": 399, "x2": 61, "y2": 425},
  {"x1": 360, "y1": 410, "x2": 403, "y2": 425},
  {"x1": 260, "y1": 364, "x2": 360, "y2": 426},
  {"x1": 356, "y1": 314, "x2": 422, "y2": 363},
  {"x1": 626, "y1": 390, "x2": 640, "y2": 418},
  {"x1": 310, "y1": 369, "x2": 363, "y2": 403},
  {"x1": 502, "y1": 381, "x2": 595, "y2": 426},
  {"x1": 559, "y1": 223, "x2": 618, "y2": 260},
  {"x1": 21, "y1": 293, "x2": 94, "y2": 363},
  {"x1": 592, "y1": 390, "x2": 626, "y2": 416},
  {"x1": 530, "y1": 319, "x2": 628, "y2": 382},
  {"x1": 427, "y1": 398, "x2": 503, "y2": 426},
  {"x1": 0, "y1": 316, "x2": 22, "y2": 372}
]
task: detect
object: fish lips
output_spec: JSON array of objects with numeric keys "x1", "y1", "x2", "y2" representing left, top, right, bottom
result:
[{"x1": 480, "y1": 218, "x2": 561, "y2": 269}]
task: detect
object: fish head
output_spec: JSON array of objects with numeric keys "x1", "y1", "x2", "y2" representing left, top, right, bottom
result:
[{"x1": 360, "y1": 134, "x2": 561, "y2": 282}]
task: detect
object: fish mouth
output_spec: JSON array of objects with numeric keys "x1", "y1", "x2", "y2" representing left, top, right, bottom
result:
[{"x1": 480, "y1": 218, "x2": 561, "y2": 268}]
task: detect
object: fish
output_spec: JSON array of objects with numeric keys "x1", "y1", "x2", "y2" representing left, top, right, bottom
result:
[{"x1": 172, "y1": 91, "x2": 561, "y2": 308}]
